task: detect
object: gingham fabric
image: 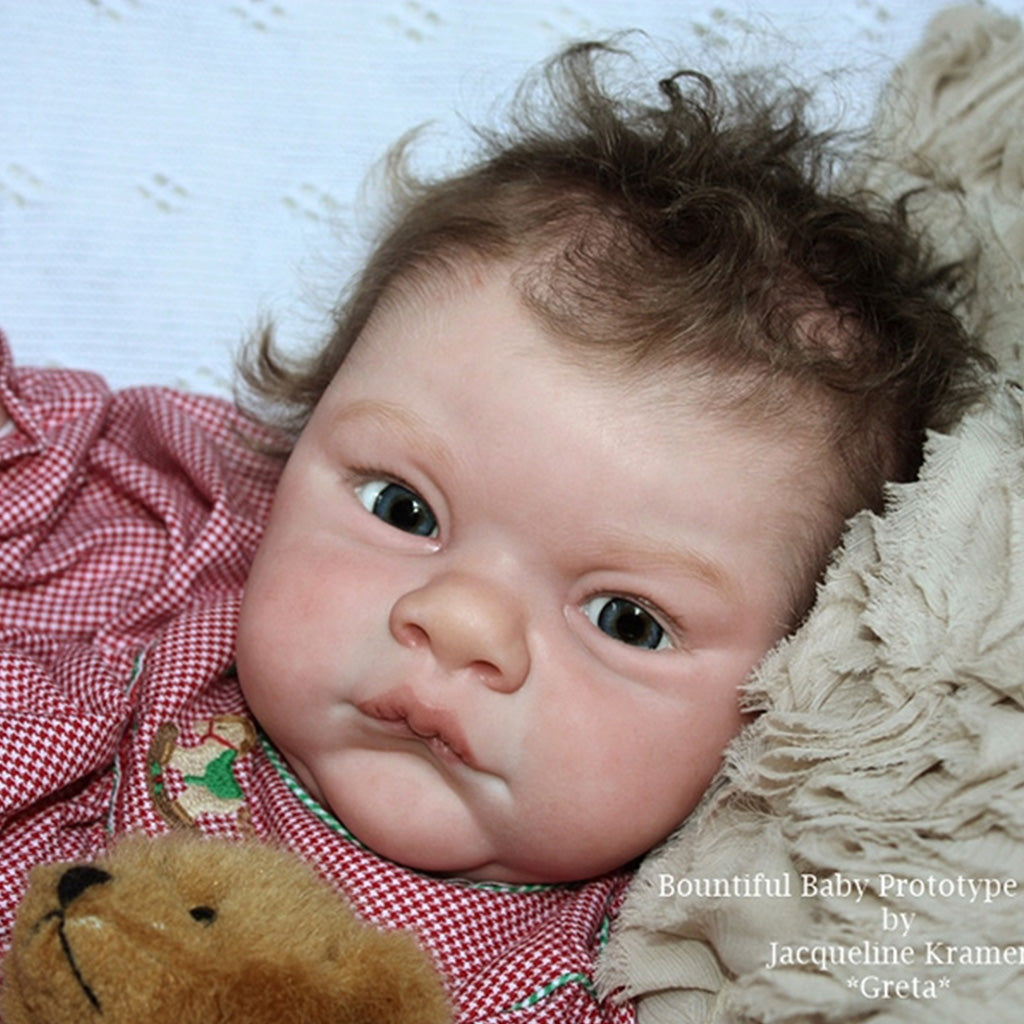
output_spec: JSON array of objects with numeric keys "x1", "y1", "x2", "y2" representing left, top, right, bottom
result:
[{"x1": 0, "y1": 333, "x2": 635, "y2": 1022}]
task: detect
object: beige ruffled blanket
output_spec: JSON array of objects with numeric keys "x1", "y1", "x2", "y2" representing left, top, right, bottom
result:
[{"x1": 597, "y1": 7, "x2": 1024, "y2": 1022}]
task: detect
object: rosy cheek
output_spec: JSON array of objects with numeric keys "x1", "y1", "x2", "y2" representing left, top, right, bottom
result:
[{"x1": 237, "y1": 563, "x2": 298, "y2": 680}]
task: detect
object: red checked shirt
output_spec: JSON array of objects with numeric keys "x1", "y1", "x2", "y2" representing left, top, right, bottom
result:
[{"x1": 0, "y1": 334, "x2": 634, "y2": 1023}]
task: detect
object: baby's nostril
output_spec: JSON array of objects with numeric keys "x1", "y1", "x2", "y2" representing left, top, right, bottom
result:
[{"x1": 57, "y1": 865, "x2": 112, "y2": 908}]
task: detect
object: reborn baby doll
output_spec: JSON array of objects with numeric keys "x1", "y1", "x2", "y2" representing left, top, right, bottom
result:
[{"x1": 0, "y1": 38, "x2": 991, "y2": 1022}]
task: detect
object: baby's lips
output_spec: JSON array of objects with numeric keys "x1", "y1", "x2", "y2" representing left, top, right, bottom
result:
[{"x1": 357, "y1": 686, "x2": 479, "y2": 769}]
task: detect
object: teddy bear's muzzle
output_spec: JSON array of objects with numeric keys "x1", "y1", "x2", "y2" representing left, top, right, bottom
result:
[
  {"x1": 57, "y1": 865, "x2": 112, "y2": 909},
  {"x1": 40, "y1": 866, "x2": 114, "y2": 1013}
]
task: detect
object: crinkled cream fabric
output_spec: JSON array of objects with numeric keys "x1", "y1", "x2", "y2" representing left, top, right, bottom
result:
[
  {"x1": 864, "y1": 4, "x2": 1024, "y2": 384},
  {"x1": 597, "y1": 7, "x2": 1024, "y2": 1022}
]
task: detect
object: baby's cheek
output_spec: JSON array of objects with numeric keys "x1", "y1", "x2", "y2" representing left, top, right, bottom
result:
[{"x1": 236, "y1": 586, "x2": 288, "y2": 703}]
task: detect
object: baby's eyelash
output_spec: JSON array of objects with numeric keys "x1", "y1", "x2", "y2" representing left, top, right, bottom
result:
[
  {"x1": 347, "y1": 467, "x2": 420, "y2": 499},
  {"x1": 348, "y1": 466, "x2": 401, "y2": 487},
  {"x1": 582, "y1": 593, "x2": 685, "y2": 652}
]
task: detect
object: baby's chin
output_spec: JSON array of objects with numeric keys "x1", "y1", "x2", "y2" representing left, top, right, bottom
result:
[
  {"x1": 347, "y1": 819, "x2": 629, "y2": 885},
  {"x1": 327, "y1": 792, "x2": 633, "y2": 884},
  {"x1": 283, "y1": 765, "x2": 505, "y2": 879},
  {"x1": 330, "y1": 806, "x2": 519, "y2": 882},
  {"x1": 362, "y1": 827, "x2": 627, "y2": 886},
  {"x1": 278, "y1": 745, "x2": 629, "y2": 884}
]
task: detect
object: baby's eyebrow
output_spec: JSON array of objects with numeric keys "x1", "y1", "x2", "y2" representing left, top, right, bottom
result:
[
  {"x1": 593, "y1": 531, "x2": 734, "y2": 598},
  {"x1": 328, "y1": 400, "x2": 457, "y2": 473}
]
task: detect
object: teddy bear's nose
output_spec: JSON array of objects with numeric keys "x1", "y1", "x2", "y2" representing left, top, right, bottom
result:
[{"x1": 58, "y1": 865, "x2": 112, "y2": 908}]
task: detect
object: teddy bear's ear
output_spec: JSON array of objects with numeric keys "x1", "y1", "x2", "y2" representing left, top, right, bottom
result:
[
  {"x1": 200, "y1": 936, "x2": 451, "y2": 1024},
  {"x1": 207, "y1": 958, "x2": 450, "y2": 1024},
  {"x1": 319, "y1": 924, "x2": 453, "y2": 1024},
  {"x1": 172, "y1": 961, "x2": 346, "y2": 1024}
]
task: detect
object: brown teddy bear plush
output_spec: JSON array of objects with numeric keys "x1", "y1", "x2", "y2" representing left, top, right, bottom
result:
[{"x1": 1, "y1": 833, "x2": 451, "y2": 1024}]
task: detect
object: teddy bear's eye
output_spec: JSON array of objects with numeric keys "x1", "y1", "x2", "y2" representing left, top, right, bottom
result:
[{"x1": 189, "y1": 905, "x2": 217, "y2": 925}]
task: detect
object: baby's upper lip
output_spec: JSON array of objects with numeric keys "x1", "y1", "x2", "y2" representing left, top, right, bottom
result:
[{"x1": 356, "y1": 688, "x2": 477, "y2": 768}]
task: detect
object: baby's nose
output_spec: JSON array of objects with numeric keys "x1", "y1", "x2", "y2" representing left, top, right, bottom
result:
[
  {"x1": 389, "y1": 571, "x2": 530, "y2": 691},
  {"x1": 58, "y1": 865, "x2": 112, "y2": 908}
]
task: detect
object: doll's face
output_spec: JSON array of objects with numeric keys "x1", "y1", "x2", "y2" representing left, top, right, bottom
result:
[{"x1": 237, "y1": 264, "x2": 808, "y2": 883}]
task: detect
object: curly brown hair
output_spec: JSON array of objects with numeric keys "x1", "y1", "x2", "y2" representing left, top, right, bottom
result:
[{"x1": 238, "y1": 40, "x2": 991, "y2": 611}]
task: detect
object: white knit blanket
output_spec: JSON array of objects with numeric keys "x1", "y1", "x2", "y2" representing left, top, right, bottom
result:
[
  {"x1": 599, "y1": 7, "x2": 1024, "y2": 1022},
  {"x1": 0, "y1": 1, "x2": 976, "y2": 396}
]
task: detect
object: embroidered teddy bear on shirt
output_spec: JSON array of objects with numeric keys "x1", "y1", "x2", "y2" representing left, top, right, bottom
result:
[{"x1": 148, "y1": 716, "x2": 256, "y2": 830}]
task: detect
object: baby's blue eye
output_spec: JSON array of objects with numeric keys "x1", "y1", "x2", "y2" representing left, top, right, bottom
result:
[
  {"x1": 582, "y1": 596, "x2": 670, "y2": 651},
  {"x1": 356, "y1": 480, "x2": 438, "y2": 538}
]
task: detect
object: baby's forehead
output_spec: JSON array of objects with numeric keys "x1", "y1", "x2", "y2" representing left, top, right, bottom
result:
[{"x1": 370, "y1": 257, "x2": 832, "y2": 445}]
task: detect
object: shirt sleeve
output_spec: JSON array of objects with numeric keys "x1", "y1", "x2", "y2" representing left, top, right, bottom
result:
[
  {"x1": 0, "y1": 330, "x2": 112, "y2": 529},
  {"x1": 0, "y1": 333, "x2": 128, "y2": 823},
  {"x1": 0, "y1": 328, "x2": 282, "y2": 816}
]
